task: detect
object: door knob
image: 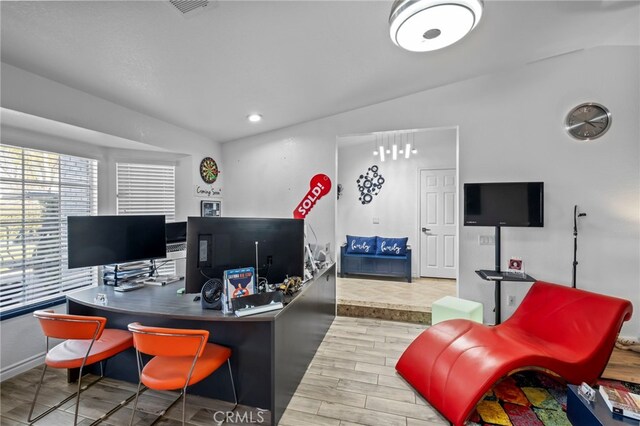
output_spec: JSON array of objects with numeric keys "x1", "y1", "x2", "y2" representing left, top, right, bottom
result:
[{"x1": 422, "y1": 227, "x2": 431, "y2": 232}]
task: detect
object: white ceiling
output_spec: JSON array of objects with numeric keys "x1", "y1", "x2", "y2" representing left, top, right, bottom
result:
[{"x1": 1, "y1": 1, "x2": 639, "y2": 144}]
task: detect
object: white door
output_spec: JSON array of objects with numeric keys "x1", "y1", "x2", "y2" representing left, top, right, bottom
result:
[{"x1": 420, "y1": 169, "x2": 456, "y2": 278}]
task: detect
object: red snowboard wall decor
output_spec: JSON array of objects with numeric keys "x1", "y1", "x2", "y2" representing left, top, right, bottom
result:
[{"x1": 293, "y1": 174, "x2": 332, "y2": 219}]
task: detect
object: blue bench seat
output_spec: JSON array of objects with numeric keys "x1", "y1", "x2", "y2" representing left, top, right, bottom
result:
[{"x1": 340, "y1": 245, "x2": 411, "y2": 282}]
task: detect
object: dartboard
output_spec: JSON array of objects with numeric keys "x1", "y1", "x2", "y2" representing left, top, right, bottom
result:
[{"x1": 199, "y1": 157, "x2": 219, "y2": 184}]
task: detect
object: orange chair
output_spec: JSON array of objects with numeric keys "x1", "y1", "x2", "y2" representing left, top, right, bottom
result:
[
  {"x1": 29, "y1": 310, "x2": 133, "y2": 425},
  {"x1": 127, "y1": 322, "x2": 237, "y2": 426}
]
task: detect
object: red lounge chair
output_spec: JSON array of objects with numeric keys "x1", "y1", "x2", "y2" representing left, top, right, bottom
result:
[{"x1": 396, "y1": 281, "x2": 633, "y2": 426}]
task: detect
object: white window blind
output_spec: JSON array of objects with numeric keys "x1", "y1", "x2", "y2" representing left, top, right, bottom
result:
[
  {"x1": 116, "y1": 163, "x2": 175, "y2": 275},
  {"x1": 0, "y1": 144, "x2": 98, "y2": 313}
]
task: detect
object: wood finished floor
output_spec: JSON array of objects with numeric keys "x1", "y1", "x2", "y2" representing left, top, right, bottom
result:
[
  {"x1": 336, "y1": 276, "x2": 457, "y2": 312},
  {"x1": 0, "y1": 273, "x2": 635, "y2": 426},
  {"x1": 2, "y1": 315, "x2": 637, "y2": 425}
]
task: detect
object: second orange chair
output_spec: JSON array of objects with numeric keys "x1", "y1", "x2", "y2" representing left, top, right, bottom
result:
[{"x1": 127, "y1": 322, "x2": 237, "y2": 426}]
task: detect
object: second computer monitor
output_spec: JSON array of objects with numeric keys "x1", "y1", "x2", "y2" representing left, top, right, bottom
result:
[{"x1": 185, "y1": 217, "x2": 304, "y2": 294}]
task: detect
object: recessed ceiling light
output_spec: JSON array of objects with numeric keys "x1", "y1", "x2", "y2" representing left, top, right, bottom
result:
[
  {"x1": 247, "y1": 114, "x2": 262, "y2": 123},
  {"x1": 389, "y1": 0, "x2": 483, "y2": 52}
]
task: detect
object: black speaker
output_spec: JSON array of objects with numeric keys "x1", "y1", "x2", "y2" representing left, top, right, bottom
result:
[{"x1": 201, "y1": 278, "x2": 223, "y2": 310}]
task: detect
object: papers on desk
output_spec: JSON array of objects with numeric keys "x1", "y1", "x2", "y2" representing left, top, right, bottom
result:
[{"x1": 234, "y1": 301, "x2": 284, "y2": 317}]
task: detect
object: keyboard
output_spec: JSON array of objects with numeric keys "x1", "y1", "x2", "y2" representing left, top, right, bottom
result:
[
  {"x1": 144, "y1": 275, "x2": 182, "y2": 286},
  {"x1": 234, "y1": 301, "x2": 284, "y2": 317},
  {"x1": 167, "y1": 242, "x2": 186, "y2": 252},
  {"x1": 114, "y1": 282, "x2": 145, "y2": 292}
]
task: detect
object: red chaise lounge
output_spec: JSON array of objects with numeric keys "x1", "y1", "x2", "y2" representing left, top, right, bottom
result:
[{"x1": 395, "y1": 281, "x2": 633, "y2": 426}]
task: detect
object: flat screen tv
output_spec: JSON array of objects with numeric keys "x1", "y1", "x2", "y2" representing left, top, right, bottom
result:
[
  {"x1": 464, "y1": 182, "x2": 544, "y2": 227},
  {"x1": 185, "y1": 217, "x2": 304, "y2": 294},
  {"x1": 67, "y1": 215, "x2": 167, "y2": 268}
]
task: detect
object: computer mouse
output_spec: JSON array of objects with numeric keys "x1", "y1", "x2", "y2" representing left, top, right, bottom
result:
[{"x1": 193, "y1": 296, "x2": 201, "y2": 302}]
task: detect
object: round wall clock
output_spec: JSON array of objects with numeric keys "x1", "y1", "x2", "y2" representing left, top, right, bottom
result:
[
  {"x1": 199, "y1": 157, "x2": 219, "y2": 184},
  {"x1": 565, "y1": 102, "x2": 611, "y2": 141}
]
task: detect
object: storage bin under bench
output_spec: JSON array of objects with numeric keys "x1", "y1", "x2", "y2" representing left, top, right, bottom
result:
[{"x1": 340, "y1": 244, "x2": 411, "y2": 282}]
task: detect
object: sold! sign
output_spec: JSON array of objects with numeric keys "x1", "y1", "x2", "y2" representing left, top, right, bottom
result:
[{"x1": 293, "y1": 174, "x2": 332, "y2": 219}]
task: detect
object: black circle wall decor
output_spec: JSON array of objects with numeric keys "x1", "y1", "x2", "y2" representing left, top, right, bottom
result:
[
  {"x1": 356, "y1": 165, "x2": 385, "y2": 205},
  {"x1": 199, "y1": 157, "x2": 219, "y2": 184}
]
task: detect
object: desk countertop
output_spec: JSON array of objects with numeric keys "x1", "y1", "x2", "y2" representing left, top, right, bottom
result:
[{"x1": 67, "y1": 265, "x2": 335, "y2": 322}]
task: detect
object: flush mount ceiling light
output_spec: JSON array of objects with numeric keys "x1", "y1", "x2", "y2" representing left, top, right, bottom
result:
[
  {"x1": 389, "y1": 0, "x2": 483, "y2": 52},
  {"x1": 247, "y1": 113, "x2": 262, "y2": 123}
]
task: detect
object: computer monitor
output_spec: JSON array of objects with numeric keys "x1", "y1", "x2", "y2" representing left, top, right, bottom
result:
[
  {"x1": 67, "y1": 215, "x2": 167, "y2": 268},
  {"x1": 185, "y1": 217, "x2": 304, "y2": 294},
  {"x1": 166, "y1": 221, "x2": 187, "y2": 243},
  {"x1": 165, "y1": 221, "x2": 187, "y2": 260}
]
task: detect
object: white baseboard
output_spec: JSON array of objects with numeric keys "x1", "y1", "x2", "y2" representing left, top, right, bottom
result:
[{"x1": 0, "y1": 352, "x2": 45, "y2": 382}]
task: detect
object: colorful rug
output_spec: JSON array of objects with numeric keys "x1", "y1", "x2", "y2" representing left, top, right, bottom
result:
[{"x1": 466, "y1": 371, "x2": 640, "y2": 426}]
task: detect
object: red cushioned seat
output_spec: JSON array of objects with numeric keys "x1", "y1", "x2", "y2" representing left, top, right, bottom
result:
[
  {"x1": 396, "y1": 281, "x2": 633, "y2": 426},
  {"x1": 140, "y1": 343, "x2": 232, "y2": 390},
  {"x1": 29, "y1": 310, "x2": 134, "y2": 425},
  {"x1": 46, "y1": 329, "x2": 133, "y2": 369},
  {"x1": 127, "y1": 322, "x2": 237, "y2": 426}
]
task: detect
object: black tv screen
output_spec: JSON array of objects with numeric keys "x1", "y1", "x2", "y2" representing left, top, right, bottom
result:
[
  {"x1": 68, "y1": 215, "x2": 167, "y2": 268},
  {"x1": 464, "y1": 182, "x2": 544, "y2": 227},
  {"x1": 185, "y1": 217, "x2": 304, "y2": 294}
]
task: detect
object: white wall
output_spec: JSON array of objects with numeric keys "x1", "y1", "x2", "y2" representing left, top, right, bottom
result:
[
  {"x1": 0, "y1": 305, "x2": 67, "y2": 381},
  {"x1": 223, "y1": 46, "x2": 639, "y2": 337},
  {"x1": 0, "y1": 63, "x2": 222, "y2": 379},
  {"x1": 222, "y1": 122, "x2": 337, "y2": 257},
  {"x1": 336, "y1": 129, "x2": 456, "y2": 275}
]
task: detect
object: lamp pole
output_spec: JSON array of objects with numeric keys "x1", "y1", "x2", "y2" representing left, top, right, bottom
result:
[{"x1": 572, "y1": 205, "x2": 587, "y2": 288}]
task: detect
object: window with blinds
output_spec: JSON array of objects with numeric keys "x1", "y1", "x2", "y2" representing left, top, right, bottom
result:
[
  {"x1": 116, "y1": 163, "x2": 176, "y2": 275},
  {"x1": 0, "y1": 145, "x2": 98, "y2": 313}
]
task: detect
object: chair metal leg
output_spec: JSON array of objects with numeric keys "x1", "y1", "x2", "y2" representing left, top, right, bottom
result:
[
  {"x1": 146, "y1": 390, "x2": 183, "y2": 426},
  {"x1": 182, "y1": 388, "x2": 187, "y2": 426},
  {"x1": 28, "y1": 364, "x2": 104, "y2": 425},
  {"x1": 89, "y1": 385, "x2": 143, "y2": 426},
  {"x1": 129, "y1": 380, "x2": 143, "y2": 426},
  {"x1": 227, "y1": 359, "x2": 238, "y2": 410},
  {"x1": 27, "y1": 364, "x2": 48, "y2": 423},
  {"x1": 73, "y1": 366, "x2": 85, "y2": 425}
]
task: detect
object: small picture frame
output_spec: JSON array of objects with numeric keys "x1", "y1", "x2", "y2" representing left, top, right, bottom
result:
[
  {"x1": 201, "y1": 200, "x2": 221, "y2": 217},
  {"x1": 508, "y1": 257, "x2": 524, "y2": 276}
]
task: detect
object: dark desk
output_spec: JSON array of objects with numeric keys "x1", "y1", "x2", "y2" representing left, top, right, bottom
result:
[{"x1": 67, "y1": 264, "x2": 336, "y2": 425}]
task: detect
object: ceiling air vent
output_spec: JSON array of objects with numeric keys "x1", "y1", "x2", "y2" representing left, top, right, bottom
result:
[{"x1": 168, "y1": 0, "x2": 211, "y2": 17}]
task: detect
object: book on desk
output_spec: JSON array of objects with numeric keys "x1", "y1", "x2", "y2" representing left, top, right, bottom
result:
[{"x1": 600, "y1": 385, "x2": 640, "y2": 420}]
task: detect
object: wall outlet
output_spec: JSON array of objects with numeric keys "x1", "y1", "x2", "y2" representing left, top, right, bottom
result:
[
  {"x1": 479, "y1": 235, "x2": 495, "y2": 245},
  {"x1": 373, "y1": 217, "x2": 380, "y2": 224},
  {"x1": 508, "y1": 295, "x2": 516, "y2": 306}
]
